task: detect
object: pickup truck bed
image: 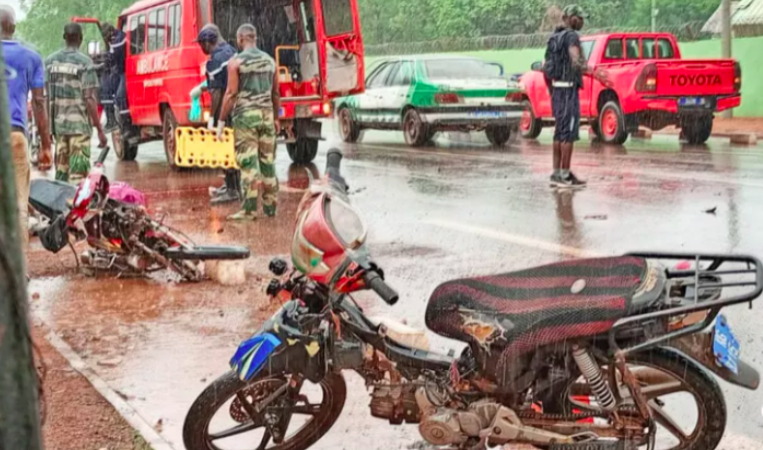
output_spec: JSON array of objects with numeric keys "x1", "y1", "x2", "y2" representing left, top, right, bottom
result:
[{"x1": 520, "y1": 32, "x2": 741, "y2": 145}]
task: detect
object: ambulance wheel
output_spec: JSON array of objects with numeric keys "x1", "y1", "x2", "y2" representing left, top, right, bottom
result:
[
  {"x1": 112, "y1": 130, "x2": 137, "y2": 161},
  {"x1": 162, "y1": 108, "x2": 180, "y2": 170},
  {"x1": 520, "y1": 100, "x2": 542, "y2": 139},
  {"x1": 287, "y1": 138, "x2": 319, "y2": 164}
]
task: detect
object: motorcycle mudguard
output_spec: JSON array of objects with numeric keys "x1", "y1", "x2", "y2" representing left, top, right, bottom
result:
[
  {"x1": 230, "y1": 333, "x2": 282, "y2": 382},
  {"x1": 668, "y1": 332, "x2": 760, "y2": 391}
]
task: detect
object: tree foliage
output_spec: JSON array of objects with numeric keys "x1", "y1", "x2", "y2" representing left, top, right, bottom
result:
[{"x1": 15, "y1": 0, "x2": 721, "y2": 56}]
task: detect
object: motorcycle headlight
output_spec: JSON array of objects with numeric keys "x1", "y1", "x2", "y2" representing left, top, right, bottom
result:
[{"x1": 325, "y1": 197, "x2": 366, "y2": 249}]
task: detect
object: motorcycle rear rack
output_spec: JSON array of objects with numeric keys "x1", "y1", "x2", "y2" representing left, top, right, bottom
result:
[{"x1": 609, "y1": 252, "x2": 763, "y2": 356}]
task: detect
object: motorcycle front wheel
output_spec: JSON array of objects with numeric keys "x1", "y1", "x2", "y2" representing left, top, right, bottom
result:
[
  {"x1": 183, "y1": 371, "x2": 346, "y2": 450},
  {"x1": 550, "y1": 347, "x2": 726, "y2": 450}
]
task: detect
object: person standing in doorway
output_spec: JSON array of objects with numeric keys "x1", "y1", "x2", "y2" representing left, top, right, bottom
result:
[
  {"x1": 46, "y1": 23, "x2": 108, "y2": 182},
  {"x1": 545, "y1": 5, "x2": 610, "y2": 188},
  {"x1": 218, "y1": 24, "x2": 280, "y2": 221},
  {"x1": 195, "y1": 24, "x2": 241, "y2": 205},
  {"x1": 99, "y1": 22, "x2": 125, "y2": 133},
  {"x1": 1, "y1": 4, "x2": 52, "y2": 259}
]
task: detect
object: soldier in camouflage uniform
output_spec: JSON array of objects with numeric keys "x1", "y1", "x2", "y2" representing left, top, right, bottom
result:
[
  {"x1": 46, "y1": 23, "x2": 108, "y2": 182},
  {"x1": 218, "y1": 23, "x2": 280, "y2": 221}
]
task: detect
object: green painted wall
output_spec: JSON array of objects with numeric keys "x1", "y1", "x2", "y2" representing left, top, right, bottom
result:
[{"x1": 368, "y1": 36, "x2": 763, "y2": 117}]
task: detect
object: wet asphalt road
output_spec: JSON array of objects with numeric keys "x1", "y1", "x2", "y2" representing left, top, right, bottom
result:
[{"x1": 28, "y1": 124, "x2": 763, "y2": 449}]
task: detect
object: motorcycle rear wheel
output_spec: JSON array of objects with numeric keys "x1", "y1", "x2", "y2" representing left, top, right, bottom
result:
[
  {"x1": 549, "y1": 347, "x2": 725, "y2": 450},
  {"x1": 183, "y1": 371, "x2": 346, "y2": 450}
]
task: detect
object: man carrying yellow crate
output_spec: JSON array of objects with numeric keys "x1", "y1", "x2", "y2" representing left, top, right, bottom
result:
[
  {"x1": 217, "y1": 24, "x2": 280, "y2": 221},
  {"x1": 190, "y1": 24, "x2": 241, "y2": 205}
]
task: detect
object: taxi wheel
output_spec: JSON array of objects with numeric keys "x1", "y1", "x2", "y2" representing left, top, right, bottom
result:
[
  {"x1": 339, "y1": 108, "x2": 361, "y2": 143},
  {"x1": 520, "y1": 100, "x2": 542, "y2": 139},
  {"x1": 486, "y1": 125, "x2": 512, "y2": 147},
  {"x1": 598, "y1": 101, "x2": 629, "y2": 145},
  {"x1": 403, "y1": 108, "x2": 430, "y2": 147},
  {"x1": 162, "y1": 108, "x2": 180, "y2": 170}
]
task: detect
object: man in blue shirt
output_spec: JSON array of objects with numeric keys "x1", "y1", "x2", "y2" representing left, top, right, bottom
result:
[
  {"x1": 101, "y1": 22, "x2": 132, "y2": 137},
  {"x1": 1, "y1": 5, "x2": 51, "y2": 260},
  {"x1": 196, "y1": 25, "x2": 240, "y2": 205}
]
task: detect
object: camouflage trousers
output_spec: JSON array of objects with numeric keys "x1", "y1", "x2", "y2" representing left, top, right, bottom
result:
[
  {"x1": 55, "y1": 134, "x2": 91, "y2": 183},
  {"x1": 233, "y1": 109, "x2": 278, "y2": 217}
]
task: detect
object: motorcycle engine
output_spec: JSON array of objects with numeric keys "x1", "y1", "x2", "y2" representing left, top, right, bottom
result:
[
  {"x1": 369, "y1": 383, "x2": 420, "y2": 425},
  {"x1": 416, "y1": 389, "x2": 500, "y2": 446}
]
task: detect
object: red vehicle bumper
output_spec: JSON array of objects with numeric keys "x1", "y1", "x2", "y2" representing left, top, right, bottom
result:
[{"x1": 637, "y1": 94, "x2": 741, "y2": 114}]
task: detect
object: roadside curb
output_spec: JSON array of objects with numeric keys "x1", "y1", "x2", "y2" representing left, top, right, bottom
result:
[{"x1": 37, "y1": 319, "x2": 176, "y2": 450}]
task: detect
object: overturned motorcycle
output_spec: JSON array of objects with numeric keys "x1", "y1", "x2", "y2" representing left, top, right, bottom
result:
[
  {"x1": 29, "y1": 148, "x2": 250, "y2": 281},
  {"x1": 184, "y1": 149, "x2": 761, "y2": 450}
]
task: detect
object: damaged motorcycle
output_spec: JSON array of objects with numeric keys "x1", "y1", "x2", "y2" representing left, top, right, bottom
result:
[
  {"x1": 29, "y1": 148, "x2": 250, "y2": 281},
  {"x1": 184, "y1": 148, "x2": 761, "y2": 450}
]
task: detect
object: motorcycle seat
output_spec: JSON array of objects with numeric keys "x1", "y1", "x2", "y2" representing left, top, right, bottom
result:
[
  {"x1": 29, "y1": 179, "x2": 77, "y2": 220},
  {"x1": 425, "y1": 256, "x2": 649, "y2": 356}
]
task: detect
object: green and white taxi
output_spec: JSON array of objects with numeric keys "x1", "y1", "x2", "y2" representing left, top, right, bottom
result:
[{"x1": 334, "y1": 55, "x2": 524, "y2": 147}]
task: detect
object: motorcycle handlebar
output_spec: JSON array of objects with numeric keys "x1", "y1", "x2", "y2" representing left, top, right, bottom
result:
[{"x1": 363, "y1": 271, "x2": 399, "y2": 306}]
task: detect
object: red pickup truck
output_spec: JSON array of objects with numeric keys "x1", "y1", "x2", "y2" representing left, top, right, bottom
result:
[{"x1": 519, "y1": 32, "x2": 741, "y2": 145}]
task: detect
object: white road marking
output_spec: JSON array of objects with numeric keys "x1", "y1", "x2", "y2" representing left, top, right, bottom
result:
[
  {"x1": 37, "y1": 318, "x2": 177, "y2": 450},
  {"x1": 425, "y1": 218, "x2": 601, "y2": 258}
]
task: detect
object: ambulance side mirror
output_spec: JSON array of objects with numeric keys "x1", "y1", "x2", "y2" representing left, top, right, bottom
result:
[
  {"x1": 87, "y1": 41, "x2": 101, "y2": 57},
  {"x1": 531, "y1": 61, "x2": 543, "y2": 72}
]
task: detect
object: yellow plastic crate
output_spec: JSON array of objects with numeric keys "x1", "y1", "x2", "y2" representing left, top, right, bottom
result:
[{"x1": 175, "y1": 127, "x2": 239, "y2": 169}]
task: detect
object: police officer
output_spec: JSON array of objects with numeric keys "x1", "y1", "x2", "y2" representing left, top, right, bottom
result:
[
  {"x1": 100, "y1": 22, "x2": 133, "y2": 138},
  {"x1": 195, "y1": 24, "x2": 241, "y2": 205},
  {"x1": 545, "y1": 5, "x2": 610, "y2": 188},
  {"x1": 218, "y1": 24, "x2": 280, "y2": 221}
]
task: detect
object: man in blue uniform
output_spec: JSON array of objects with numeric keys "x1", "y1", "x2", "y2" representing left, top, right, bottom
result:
[
  {"x1": 101, "y1": 22, "x2": 133, "y2": 137},
  {"x1": 196, "y1": 25, "x2": 241, "y2": 205},
  {"x1": 545, "y1": 5, "x2": 610, "y2": 188}
]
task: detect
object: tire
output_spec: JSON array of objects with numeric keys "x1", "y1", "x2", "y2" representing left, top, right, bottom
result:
[
  {"x1": 183, "y1": 371, "x2": 347, "y2": 450},
  {"x1": 590, "y1": 121, "x2": 601, "y2": 139},
  {"x1": 549, "y1": 347, "x2": 725, "y2": 450},
  {"x1": 287, "y1": 138, "x2": 319, "y2": 164},
  {"x1": 162, "y1": 108, "x2": 180, "y2": 170},
  {"x1": 112, "y1": 129, "x2": 138, "y2": 161},
  {"x1": 520, "y1": 100, "x2": 542, "y2": 139},
  {"x1": 338, "y1": 108, "x2": 361, "y2": 143},
  {"x1": 681, "y1": 115, "x2": 713, "y2": 145},
  {"x1": 598, "y1": 101, "x2": 629, "y2": 145},
  {"x1": 486, "y1": 125, "x2": 511, "y2": 147},
  {"x1": 403, "y1": 108, "x2": 430, "y2": 147}
]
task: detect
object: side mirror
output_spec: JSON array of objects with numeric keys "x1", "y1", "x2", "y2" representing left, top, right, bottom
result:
[
  {"x1": 87, "y1": 41, "x2": 101, "y2": 57},
  {"x1": 531, "y1": 61, "x2": 543, "y2": 72}
]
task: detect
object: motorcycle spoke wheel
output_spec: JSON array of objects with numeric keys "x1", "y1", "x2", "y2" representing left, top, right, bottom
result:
[
  {"x1": 204, "y1": 376, "x2": 332, "y2": 450},
  {"x1": 555, "y1": 350, "x2": 723, "y2": 450}
]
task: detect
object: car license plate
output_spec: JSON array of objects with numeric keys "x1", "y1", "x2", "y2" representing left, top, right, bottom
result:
[
  {"x1": 713, "y1": 315, "x2": 740, "y2": 374},
  {"x1": 679, "y1": 97, "x2": 706, "y2": 107},
  {"x1": 469, "y1": 111, "x2": 505, "y2": 118}
]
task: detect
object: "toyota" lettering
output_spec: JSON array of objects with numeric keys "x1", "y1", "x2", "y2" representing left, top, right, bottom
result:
[{"x1": 669, "y1": 74, "x2": 722, "y2": 87}]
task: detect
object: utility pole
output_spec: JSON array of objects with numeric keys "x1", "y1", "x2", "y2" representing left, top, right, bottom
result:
[
  {"x1": 0, "y1": 42, "x2": 44, "y2": 449},
  {"x1": 721, "y1": 0, "x2": 733, "y2": 118},
  {"x1": 651, "y1": 0, "x2": 658, "y2": 32}
]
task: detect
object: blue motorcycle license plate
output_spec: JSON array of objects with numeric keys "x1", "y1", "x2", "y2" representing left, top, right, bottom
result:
[{"x1": 713, "y1": 315, "x2": 740, "y2": 374}]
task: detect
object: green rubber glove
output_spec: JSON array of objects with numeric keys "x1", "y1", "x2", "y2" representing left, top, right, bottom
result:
[{"x1": 188, "y1": 80, "x2": 207, "y2": 122}]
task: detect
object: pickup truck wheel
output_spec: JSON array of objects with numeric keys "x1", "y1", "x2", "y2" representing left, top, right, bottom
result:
[
  {"x1": 681, "y1": 115, "x2": 713, "y2": 145},
  {"x1": 599, "y1": 101, "x2": 629, "y2": 145},
  {"x1": 162, "y1": 108, "x2": 180, "y2": 170},
  {"x1": 338, "y1": 108, "x2": 361, "y2": 143},
  {"x1": 520, "y1": 100, "x2": 542, "y2": 139},
  {"x1": 486, "y1": 125, "x2": 511, "y2": 147},
  {"x1": 403, "y1": 109, "x2": 430, "y2": 147}
]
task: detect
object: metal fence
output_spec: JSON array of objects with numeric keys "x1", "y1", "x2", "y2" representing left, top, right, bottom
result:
[{"x1": 365, "y1": 21, "x2": 710, "y2": 56}]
